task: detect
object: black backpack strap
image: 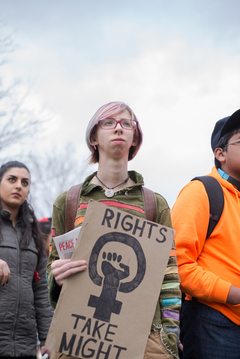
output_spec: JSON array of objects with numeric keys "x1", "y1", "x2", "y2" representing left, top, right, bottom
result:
[
  {"x1": 181, "y1": 176, "x2": 224, "y2": 305},
  {"x1": 191, "y1": 176, "x2": 224, "y2": 238},
  {"x1": 141, "y1": 186, "x2": 157, "y2": 222},
  {"x1": 65, "y1": 183, "x2": 83, "y2": 232}
]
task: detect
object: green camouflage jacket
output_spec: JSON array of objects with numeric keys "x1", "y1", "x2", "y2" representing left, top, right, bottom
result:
[{"x1": 47, "y1": 171, "x2": 181, "y2": 358}]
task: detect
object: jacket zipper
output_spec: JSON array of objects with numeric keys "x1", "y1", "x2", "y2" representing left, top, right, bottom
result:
[{"x1": 12, "y1": 225, "x2": 20, "y2": 357}]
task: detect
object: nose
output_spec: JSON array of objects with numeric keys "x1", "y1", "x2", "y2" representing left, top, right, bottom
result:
[
  {"x1": 115, "y1": 122, "x2": 123, "y2": 133},
  {"x1": 15, "y1": 180, "x2": 22, "y2": 189}
]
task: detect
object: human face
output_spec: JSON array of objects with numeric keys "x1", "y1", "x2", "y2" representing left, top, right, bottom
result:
[
  {"x1": 0, "y1": 167, "x2": 30, "y2": 212},
  {"x1": 92, "y1": 109, "x2": 137, "y2": 161},
  {"x1": 217, "y1": 132, "x2": 240, "y2": 181}
]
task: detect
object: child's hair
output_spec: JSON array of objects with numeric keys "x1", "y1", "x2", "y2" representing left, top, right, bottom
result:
[
  {"x1": 214, "y1": 128, "x2": 240, "y2": 168},
  {"x1": 0, "y1": 161, "x2": 45, "y2": 256},
  {"x1": 85, "y1": 101, "x2": 143, "y2": 164}
]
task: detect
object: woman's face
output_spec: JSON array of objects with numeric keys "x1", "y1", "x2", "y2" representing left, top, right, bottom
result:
[
  {"x1": 0, "y1": 167, "x2": 30, "y2": 212},
  {"x1": 92, "y1": 109, "x2": 137, "y2": 161}
]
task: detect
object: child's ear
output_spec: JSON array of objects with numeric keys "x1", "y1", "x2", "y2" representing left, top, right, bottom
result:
[{"x1": 214, "y1": 147, "x2": 226, "y2": 164}]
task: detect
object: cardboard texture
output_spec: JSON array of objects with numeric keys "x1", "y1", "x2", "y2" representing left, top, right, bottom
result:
[{"x1": 46, "y1": 200, "x2": 174, "y2": 359}]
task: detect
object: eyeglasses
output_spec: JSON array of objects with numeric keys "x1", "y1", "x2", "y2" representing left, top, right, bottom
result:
[
  {"x1": 98, "y1": 118, "x2": 137, "y2": 130},
  {"x1": 225, "y1": 138, "x2": 240, "y2": 148}
]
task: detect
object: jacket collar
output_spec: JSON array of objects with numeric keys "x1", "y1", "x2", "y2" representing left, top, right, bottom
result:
[
  {"x1": 0, "y1": 207, "x2": 12, "y2": 220},
  {"x1": 218, "y1": 168, "x2": 240, "y2": 191},
  {"x1": 0, "y1": 206, "x2": 33, "y2": 224},
  {"x1": 81, "y1": 170, "x2": 144, "y2": 196}
]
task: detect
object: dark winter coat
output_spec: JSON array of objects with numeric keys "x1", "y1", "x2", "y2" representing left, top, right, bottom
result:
[{"x1": 0, "y1": 208, "x2": 53, "y2": 357}]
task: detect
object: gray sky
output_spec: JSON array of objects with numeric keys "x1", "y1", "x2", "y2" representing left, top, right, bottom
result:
[{"x1": 1, "y1": 0, "x2": 240, "y2": 209}]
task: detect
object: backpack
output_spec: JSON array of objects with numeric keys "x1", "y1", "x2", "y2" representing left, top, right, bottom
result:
[
  {"x1": 191, "y1": 176, "x2": 224, "y2": 238},
  {"x1": 65, "y1": 183, "x2": 157, "y2": 232},
  {"x1": 180, "y1": 176, "x2": 225, "y2": 305}
]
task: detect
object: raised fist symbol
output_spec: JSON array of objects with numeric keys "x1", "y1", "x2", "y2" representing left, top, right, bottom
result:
[{"x1": 88, "y1": 232, "x2": 146, "y2": 322}]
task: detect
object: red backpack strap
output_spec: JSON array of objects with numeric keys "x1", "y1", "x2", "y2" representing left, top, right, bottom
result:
[
  {"x1": 66, "y1": 184, "x2": 156, "y2": 231},
  {"x1": 65, "y1": 183, "x2": 83, "y2": 232},
  {"x1": 141, "y1": 186, "x2": 157, "y2": 222}
]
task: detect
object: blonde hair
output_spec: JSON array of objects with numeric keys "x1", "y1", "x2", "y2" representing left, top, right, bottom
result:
[{"x1": 85, "y1": 101, "x2": 143, "y2": 163}]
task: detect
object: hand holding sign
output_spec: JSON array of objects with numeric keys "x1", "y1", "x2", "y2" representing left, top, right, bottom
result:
[{"x1": 51, "y1": 259, "x2": 87, "y2": 286}]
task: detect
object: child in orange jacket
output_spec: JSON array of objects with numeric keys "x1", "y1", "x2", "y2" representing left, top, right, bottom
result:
[{"x1": 172, "y1": 109, "x2": 240, "y2": 359}]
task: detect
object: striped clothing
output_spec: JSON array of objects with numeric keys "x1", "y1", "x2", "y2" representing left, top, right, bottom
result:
[{"x1": 47, "y1": 171, "x2": 181, "y2": 358}]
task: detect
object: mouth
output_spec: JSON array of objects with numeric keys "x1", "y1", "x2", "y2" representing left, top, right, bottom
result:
[
  {"x1": 12, "y1": 193, "x2": 21, "y2": 198},
  {"x1": 112, "y1": 138, "x2": 125, "y2": 143}
]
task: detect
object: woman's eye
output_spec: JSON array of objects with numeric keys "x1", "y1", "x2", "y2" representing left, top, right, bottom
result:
[
  {"x1": 8, "y1": 178, "x2": 15, "y2": 183},
  {"x1": 104, "y1": 120, "x2": 113, "y2": 126},
  {"x1": 22, "y1": 181, "x2": 29, "y2": 187}
]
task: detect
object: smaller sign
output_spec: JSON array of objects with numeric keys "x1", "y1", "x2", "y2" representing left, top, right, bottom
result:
[{"x1": 53, "y1": 227, "x2": 81, "y2": 259}]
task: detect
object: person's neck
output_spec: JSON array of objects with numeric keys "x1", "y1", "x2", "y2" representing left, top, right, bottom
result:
[{"x1": 97, "y1": 158, "x2": 129, "y2": 188}]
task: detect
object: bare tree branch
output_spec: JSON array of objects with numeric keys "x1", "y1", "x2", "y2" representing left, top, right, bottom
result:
[
  {"x1": 28, "y1": 143, "x2": 89, "y2": 217},
  {"x1": 0, "y1": 26, "x2": 42, "y2": 153},
  {"x1": 0, "y1": 24, "x2": 87, "y2": 218}
]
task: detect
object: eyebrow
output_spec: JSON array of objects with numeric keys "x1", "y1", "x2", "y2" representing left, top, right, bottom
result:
[{"x1": 7, "y1": 175, "x2": 30, "y2": 182}]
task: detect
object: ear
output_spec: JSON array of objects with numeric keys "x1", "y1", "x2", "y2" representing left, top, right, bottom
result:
[
  {"x1": 91, "y1": 136, "x2": 99, "y2": 149},
  {"x1": 214, "y1": 147, "x2": 226, "y2": 164},
  {"x1": 131, "y1": 132, "x2": 138, "y2": 146}
]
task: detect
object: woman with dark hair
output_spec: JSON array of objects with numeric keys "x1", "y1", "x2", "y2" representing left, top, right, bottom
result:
[{"x1": 0, "y1": 161, "x2": 52, "y2": 359}]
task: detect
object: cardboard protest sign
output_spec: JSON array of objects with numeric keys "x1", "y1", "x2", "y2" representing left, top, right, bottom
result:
[{"x1": 46, "y1": 200, "x2": 175, "y2": 359}]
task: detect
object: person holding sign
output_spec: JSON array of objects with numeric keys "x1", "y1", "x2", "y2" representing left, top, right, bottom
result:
[
  {"x1": 47, "y1": 102, "x2": 181, "y2": 359},
  {"x1": 0, "y1": 161, "x2": 52, "y2": 359}
]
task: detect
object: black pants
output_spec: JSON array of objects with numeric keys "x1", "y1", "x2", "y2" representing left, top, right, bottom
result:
[{"x1": 180, "y1": 300, "x2": 240, "y2": 359}]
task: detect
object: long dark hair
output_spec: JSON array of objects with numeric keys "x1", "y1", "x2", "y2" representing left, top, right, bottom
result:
[{"x1": 0, "y1": 161, "x2": 45, "y2": 257}]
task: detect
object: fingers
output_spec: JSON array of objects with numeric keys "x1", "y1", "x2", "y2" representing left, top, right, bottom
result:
[
  {"x1": 41, "y1": 345, "x2": 51, "y2": 357},
  {"x1": 0, "y1": 259, "x2": 11, "y2": 286},
  {"x1": 178, "y1": 341, "x2": 183, "y2": 352},
  {"x1": 51, "y1": 259, "x2": 87, "y2": 286}
]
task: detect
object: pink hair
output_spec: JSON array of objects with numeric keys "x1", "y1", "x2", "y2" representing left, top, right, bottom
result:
[{"x1": 85, "y1": 101, "x2": 143, "y2": 163}]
